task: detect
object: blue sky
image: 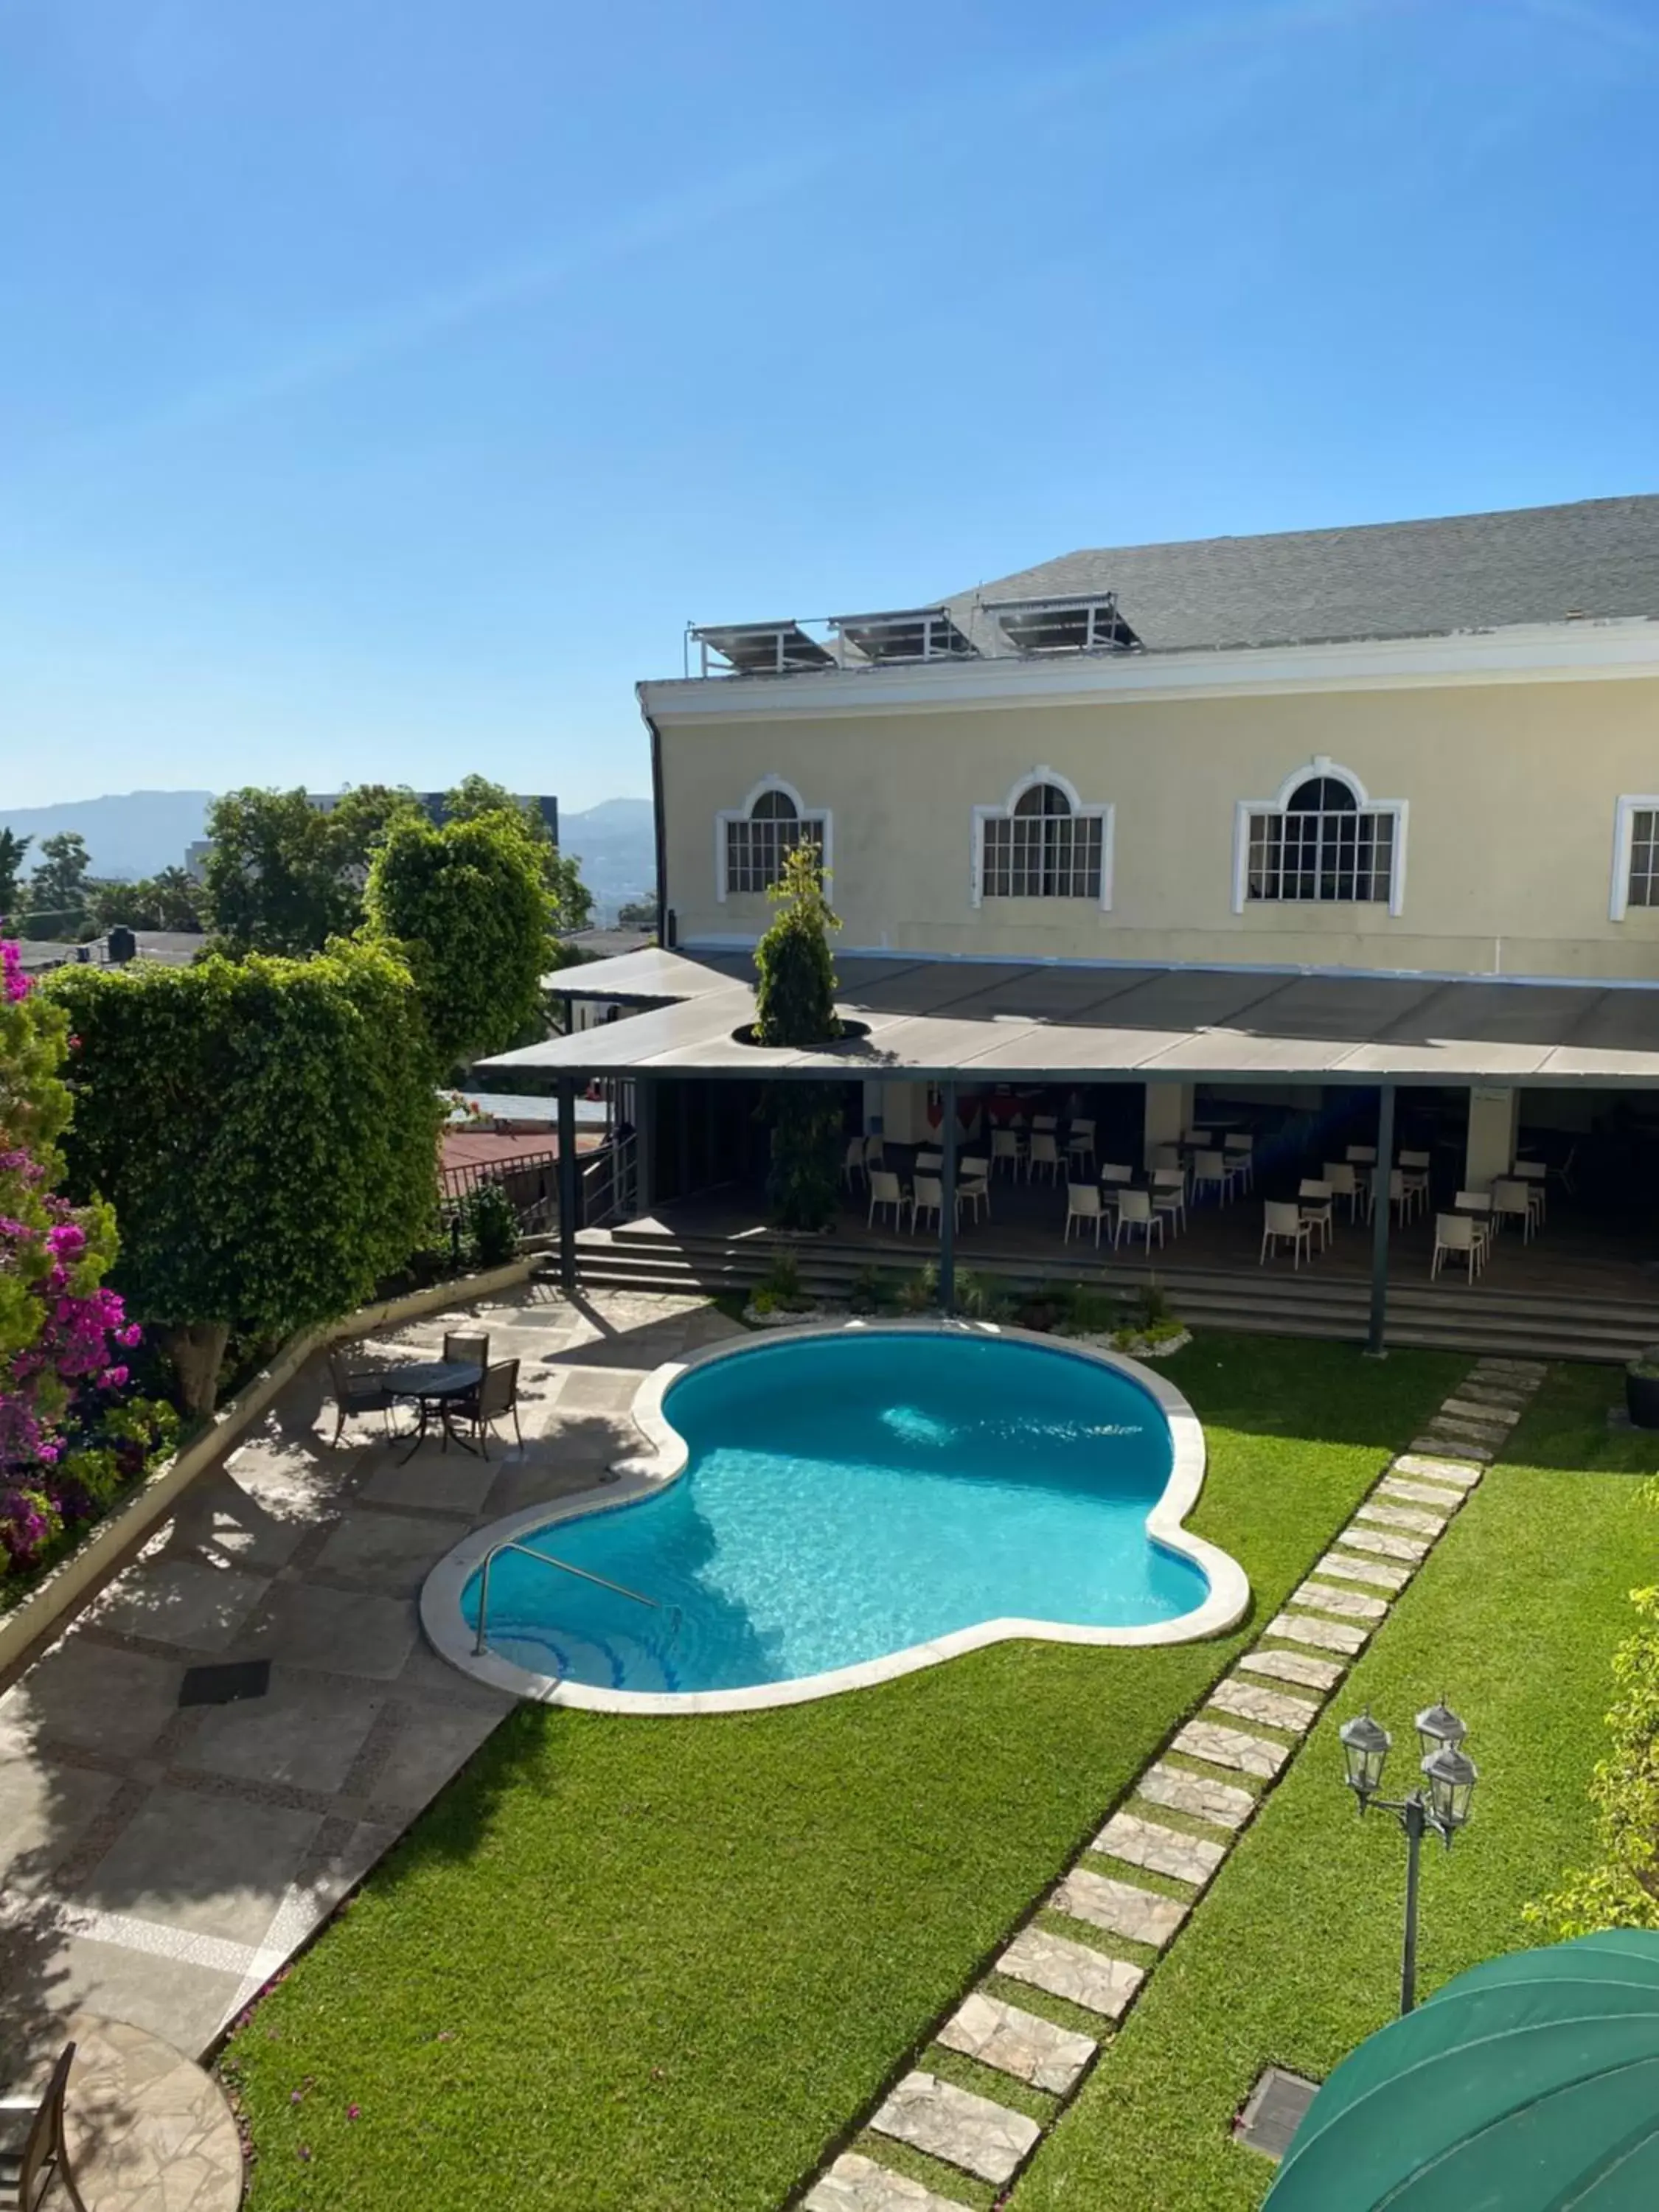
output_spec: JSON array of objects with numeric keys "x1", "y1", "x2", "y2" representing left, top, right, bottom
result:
[{"x1": 4, "y1": 0, "x2": 1659, "y2": 810}]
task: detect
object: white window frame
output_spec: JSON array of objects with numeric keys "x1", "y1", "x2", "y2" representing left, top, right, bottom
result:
[
  {"x1": 1610, "y1": 794, "x2": 1659, "y2": 920},
  {"x1": 970, "y1": 768, "x2": 1113, "y2": 910},
  {"x1": 714, "y1": 776, "x2": 832, "y2": 902},
  {"x1": 1232, "y1": 757, "x2": 1408, "y2": 917}
]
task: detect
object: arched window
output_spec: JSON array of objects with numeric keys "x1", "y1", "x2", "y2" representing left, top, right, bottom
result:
[
  {"x1": 722, "y1": 783, "x2": 826, "y2": 895},
  {"x1": 980, "y1": 776, "x2": 1107, "y2": 901},
  {"x1": 1242, "y1": 765, "x2": 1400, "y2": 906}
]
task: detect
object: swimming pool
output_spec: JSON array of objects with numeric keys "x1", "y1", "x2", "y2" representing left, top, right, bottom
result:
[{"x1": 422, "y1": 1324, "x2": 1248, "y2": 1713}]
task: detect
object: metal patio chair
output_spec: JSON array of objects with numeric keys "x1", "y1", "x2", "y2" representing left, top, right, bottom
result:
[
  {"x1": 327, "y1": 1349, "x2": 394, "y2": 1447},
  {"x1": 0, "y1": 2042, "x2": 87, "y2": 2212},
  {"x1": 444, "y1": 1359, "x2": 523, "y2": 1458}
]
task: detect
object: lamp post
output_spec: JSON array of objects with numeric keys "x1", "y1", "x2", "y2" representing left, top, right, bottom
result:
[{"x1": 1338, "y1": 1700, "x2": 1480, "y2": 2016}]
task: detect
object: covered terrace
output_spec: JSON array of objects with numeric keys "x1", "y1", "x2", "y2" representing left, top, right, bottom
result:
[{"x1": 488, "y1": 947, "x2": 1659, "y2": 1353}]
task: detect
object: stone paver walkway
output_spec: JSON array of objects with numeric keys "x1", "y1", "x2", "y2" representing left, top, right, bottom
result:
[
  {"x1": 0, "y1": 1285, "x2": 740, "y2": 2088},
  {"x1": 803, "y1": 1352, "x2": 1549, "y2": 2210}
]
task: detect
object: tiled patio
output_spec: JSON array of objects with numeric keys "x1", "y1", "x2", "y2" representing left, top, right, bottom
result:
[{"x1": 0, "y1": 1284, "x2": 741, "y2": 2083}]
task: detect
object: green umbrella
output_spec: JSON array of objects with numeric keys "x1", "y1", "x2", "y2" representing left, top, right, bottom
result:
[{"x1": 1265, "y1": 1931, "x2": 1659, "y2": 2209}]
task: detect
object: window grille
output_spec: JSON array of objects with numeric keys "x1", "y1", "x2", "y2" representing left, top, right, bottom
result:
[
  {"x1": 981, "y1": 782, "x2": 1103, "y2": 900},
  {"x1": 723, "y1": 789, "x2": 824, "y2": 894},
  {"x1": 1246, "y1": 776, "x2": 1395, "y2": 904},
  {"x1": 1628, "y1": 808, "x2": 1659, "y2": 908}
]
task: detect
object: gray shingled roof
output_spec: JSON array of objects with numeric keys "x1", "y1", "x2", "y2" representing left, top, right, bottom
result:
[{"x1": 950, "y1": 494, "x2": 1659, "y2": 654}]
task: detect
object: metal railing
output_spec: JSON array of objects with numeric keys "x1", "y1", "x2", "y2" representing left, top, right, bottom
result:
[
  {"x1": 439, "y1": 1148, "x2": 560, "y2": 1237},
  {"x1": 582, "y1": 1129, "x2": 638, "y2": 1227},
  {"x1": 472, "y1": 1535, "x2": 679, "y2": 1660}
]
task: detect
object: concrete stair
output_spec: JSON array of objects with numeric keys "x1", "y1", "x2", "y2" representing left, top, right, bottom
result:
[{"x1": 554, "y1": 1222, "x2": 1659, "y2": 1364}]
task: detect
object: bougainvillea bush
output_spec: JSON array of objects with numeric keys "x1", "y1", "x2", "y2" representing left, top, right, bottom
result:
[{"x1": 1, "y1": 940, "x2": 175, "y2": 1587}]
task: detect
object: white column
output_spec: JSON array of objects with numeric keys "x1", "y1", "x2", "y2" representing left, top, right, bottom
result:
[
  {"x1": 1464, "y1": 1087, "x2": 1519, "y2": 1194},
  {"x1": 1143, "y1": 1082, "x2": 1194, "y2": 1168},
  {"x1": 881, "y1": 1081, "x2": 932, "y2": 1147}
]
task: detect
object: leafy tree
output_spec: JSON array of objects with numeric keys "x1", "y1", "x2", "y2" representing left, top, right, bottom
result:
[
  {"x1": 752, "y1": 844, "x2": 845, "y2": 1231},
  {"x1": 616, "y1": 896, "x2": 658, "y2": 933},
  {"x1": 365, "y1": 811, "x2": 552, "y2": 1073},
  {"x1": 328, "y1": 784, "x2": 425, "y2": 878},
  {"x1": 27, "y1": 831, "x2": 92, "y2": 918},
  {"x1": 202, "y1": 788, "x2": 360, "y2": 956},
  {"x1": 49, "y1": 942, "x2": 442, "y2": 1416},
  {"x1": 442, "y1": 776, "x2": 594, "y2": 936},
  {"x1": 0, "y1": 830, "x2": 30, "y2": 915},
  {"x1": 87, "y1": 870, "x2": 204, "y2": 933},
  {"x1": 151, "y1": 865, "x2": 206, "y2": 931}
]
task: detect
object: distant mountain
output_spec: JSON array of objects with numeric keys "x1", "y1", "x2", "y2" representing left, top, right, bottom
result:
[
  {"x1": 557, "y1": 797, "x2": 656, "y2": 922},
  {"x1": 0, "y1": 790, "x2": 213, "y2": 880},
  {"x1": 0, "y1": 785, "x2": 657, "y2": 917}
]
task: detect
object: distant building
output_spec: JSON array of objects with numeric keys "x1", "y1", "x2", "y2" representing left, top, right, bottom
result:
[{"x1": 184, "y1": 791, "x2": 559, "y2": 879}]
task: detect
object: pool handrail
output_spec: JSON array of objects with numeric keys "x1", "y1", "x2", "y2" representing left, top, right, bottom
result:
[{"x1": 473, "y1": 1536, "x2": 672, "y2": 1659}]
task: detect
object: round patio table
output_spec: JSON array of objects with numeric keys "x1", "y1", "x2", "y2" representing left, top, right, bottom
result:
[
  {"x1": 4, "y1": 2011, "x2": 245, "y2": 2211},
  {"x1": 380, "y1": 1359, "x2": 483, "y2": 1461}
]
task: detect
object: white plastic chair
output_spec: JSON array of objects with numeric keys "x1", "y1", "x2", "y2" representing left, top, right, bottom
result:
[
  {"x1": 957, "y1": 1158, "x2": 991, "y2": 1225},
  {"x1": 1491, "y1": 1178, "x2": 1533, "y2": 1243},
  {"x1": 1032, "y1": 1113, "x2": 1059, "y2": 1133},
  {"x1": 1150, "y1": 1143, "x2": 1181, "y2": 1171},
  {"x1": 1322, "y1": 1160, "x2": 1361, "y2": 1221},
  {"x1": 1223, "y1": 1132, "x2": 1255, "y2": 1193},
  {"x1": 1511, "y1": 1159, "x2": 1547, "y2": 1228},
  {"x1": 1065, "y1": 1182, "x2": 1105, "y2": 1245},
  {"x1": 911, "y1": 1175, "x2": 945, "y2": 1234},
  {"x1": 867, "y1": 1170, "x2": 905, "y2": 1231},
  {"x1": 990, "y1": 1128, "x2": 1023, "y2": 1179},
  {"x1": 1066, "y1": 1119, "x2": 1096, "y2": 1174},
  {"x1": 1113, "y1": 1186, "x2": 1164, "y2": 1251},
  {"x1": 1367, "y1": 1169, "x2": 1415, "y2": 1227},
  {"x1": 1433, "y1": 1211, "x2": 1483, "y2": 1281},
  {"x1": 1346, "y1": 1141, "x2": 1377, "y2": 1203},
  {"x1": 1150, "y1": 1166, "x2": 1186, "y2": 1235},
  {"x1": 1453, "y1": 1189, "x2": 1495, "y2": 1265},
  {"x1": 916, "y1": 1148, "x2": 943, "y2": 1173},
  {"x1": 1028, "y1": 1132, "x2": 1062, "y2": 1183},
  {"x1": 1397, "y1": 1149, "x2": 1431, "y2": 1214},
  {"x1": 1261, "y1": 1199, "x2": 1312, "y2": 1267},
  {"x1": 841, "y1": 1137, "x2": 866, "y2": 1189},
  {"x1": 863, "y1": 1135, "x2": 886, "y2": 1169},
  {"x1": 1182, "y1": 1127, "x2": 1213, "y2": 1148},
  {"x1": 1192, "y1": 1149, "x2": 1232, "y2": 1205},
  {"x1": 1298, "y1": 1178, "x2": 1335, "y2": 1251}
]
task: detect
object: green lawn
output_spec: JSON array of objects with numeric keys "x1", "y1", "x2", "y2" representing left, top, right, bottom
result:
[
  {"x1": 224, "y1": 1332, "x2": 1464, "y2": 2212},
  {"x1": 1009, "y1": 1360, "x2": 1659, "y2": 2212}
]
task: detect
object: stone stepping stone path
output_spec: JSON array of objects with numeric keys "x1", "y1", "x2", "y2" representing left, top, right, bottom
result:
[
  {"x1": 1237, "y1": 1646, "x2": 1345, "y2": 1693},
  {"x1": 1138, "y1": 1759, "x2": 1258, "y2": 1827},
  {"x1": 1096, "y1": 1809, "x2": 1230, "y2": 1879},
  {"x1": 1171, "y1": 1719, "x2": 1290, "y2": 1779},
  {"x1": 807, "y1": 2150, "x2": 972, "y2": 2211},
  {"x1": 938, "y1": 1991, "x2": 1097, "y2": 2094},
  {"x1": 998, "y1": 1926, "x2": 1144, "y2": 2018},
  {"x1": 801, "y1": 1354, "x2": 1547, "y2": 2209},
  {"x1": 1313, "y1": 1548, "x2": 1411, "y2": 1591},
  {"x1": 1208, "y1": 1675, "x2": 1318, "y2": 1735},
  {"x1": 1050, "y1": 1865, "x2": 1189, "y2": 1947},
  {"x1": 869, "y1": 2072, "x2": 1040, "y2": 2186}
]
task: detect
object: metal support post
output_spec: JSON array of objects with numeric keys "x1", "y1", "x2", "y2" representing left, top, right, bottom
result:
[
  {"x1": 1400, "y1": 1794, "x2": 1425, "y2": 2015},
  {"x1": 1366, "y1": 1082, "x2": 1397, "y2": 1357},
  {"x1": 939, "y1": 1079, "x2": 958, "y2": 1314},
  {"x1": 557, "y1": 1079, "x2": 578, "y2": 1293}
]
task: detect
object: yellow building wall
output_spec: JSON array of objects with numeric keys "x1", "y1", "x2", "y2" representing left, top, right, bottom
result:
[{"x1": 656, "y1": 675, "x2": 1659, "y2": 979}]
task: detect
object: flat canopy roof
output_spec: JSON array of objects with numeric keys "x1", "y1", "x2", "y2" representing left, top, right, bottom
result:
[{"x1": 495, "y1": 948, "x2": 1659, "y2": 1089}]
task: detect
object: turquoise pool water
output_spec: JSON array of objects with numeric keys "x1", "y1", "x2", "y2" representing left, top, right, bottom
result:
[{"x1": 462, "y1": 1329, "x2": 1207, "y2": 1696}]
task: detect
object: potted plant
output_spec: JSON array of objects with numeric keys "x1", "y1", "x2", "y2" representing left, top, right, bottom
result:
[{"x1": 1626, "y1": 1346, "x2": 1659, "y2": 1429}]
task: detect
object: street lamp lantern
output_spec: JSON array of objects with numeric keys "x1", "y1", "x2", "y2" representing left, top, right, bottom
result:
[
  {"x1": 1340, "y1": 1710, "x2": 1393, "y2": 1803},
  {"x1": 1422, "y1": 1741, "x2": 1478, "y2": 1833},
  {"x1": 1337, "y1": 1697, "x2": 1484, "y2": 2016},
  {"x1": 1414, "y1": 1699, "x2": 1468, "y2": 1759}
]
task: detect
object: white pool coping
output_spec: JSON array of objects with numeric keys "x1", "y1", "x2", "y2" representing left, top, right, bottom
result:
[{"x1": 420, "y1": 1319, "x2": 1251, "y2": 1715}]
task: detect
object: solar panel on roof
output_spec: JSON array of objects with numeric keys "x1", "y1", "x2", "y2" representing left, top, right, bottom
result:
[
  {"x1": 832, "y1": 608, "x2": 978, "y2": 663},
  {"x1": 690, "y1": 621, "x2": 837, "y2": 675},
  {"x1": 987, "y1": 594, "x2": 1141, "y2": 653}
]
